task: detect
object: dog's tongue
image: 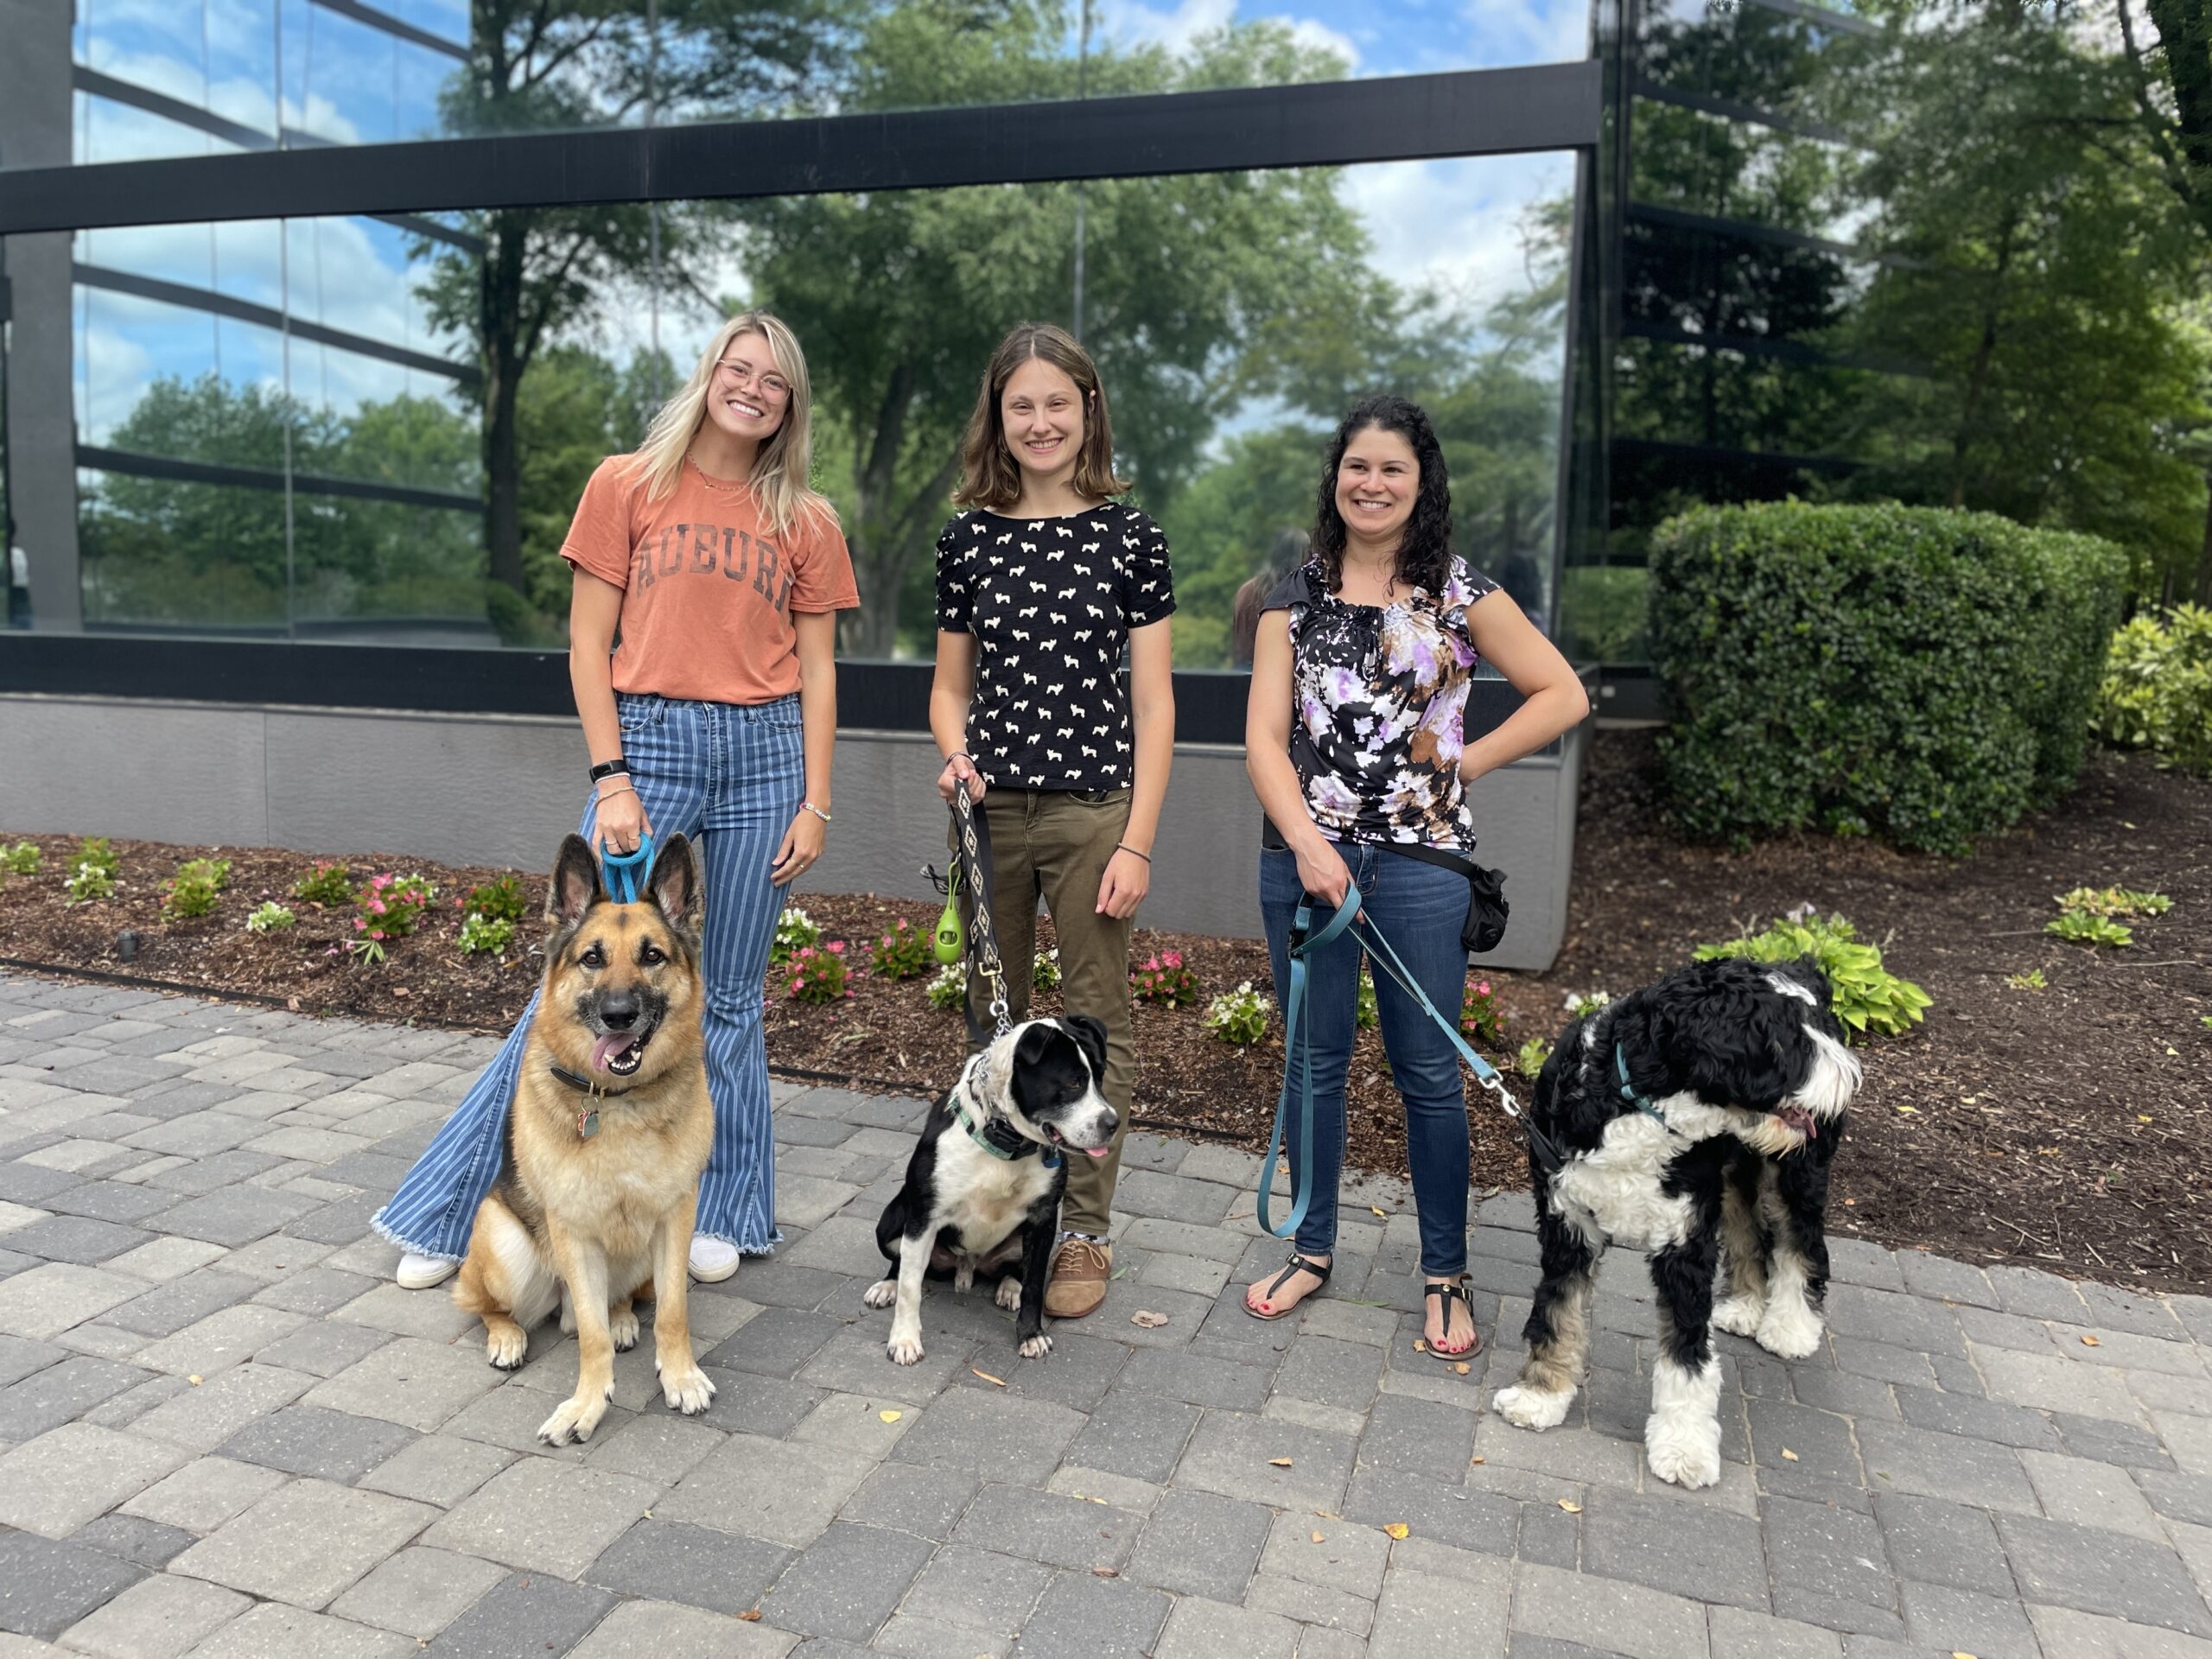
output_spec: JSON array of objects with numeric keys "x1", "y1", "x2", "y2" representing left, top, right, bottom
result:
[
  {"x1": 1083, "y1": 1147, "x2": 1109, "y2": 1159},
  {"x1": 591, "y1": 1033, "x2": 630, "y2": 1072}
]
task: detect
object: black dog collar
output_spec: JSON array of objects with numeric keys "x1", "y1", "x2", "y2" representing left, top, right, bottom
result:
[
  {"x1": 952, "y1": 1058, "x2": 1059, "y2": 1169},
  {"x1": 548, "y1": 1064, "x2": 632, "y2": 1140}
]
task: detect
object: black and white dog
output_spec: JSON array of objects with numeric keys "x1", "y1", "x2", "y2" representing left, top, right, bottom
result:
[
  {"x1": 864, "y1": 1016, "x2": 1116, "y2": 1366},
  {"x1": 1491, "y1": 957, "x2": 1861, "y2": 1488}
]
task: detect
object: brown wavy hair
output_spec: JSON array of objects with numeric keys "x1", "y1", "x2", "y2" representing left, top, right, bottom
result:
[{"x1": 952, "y1": 322, "x2": 1129, "y2": 512}]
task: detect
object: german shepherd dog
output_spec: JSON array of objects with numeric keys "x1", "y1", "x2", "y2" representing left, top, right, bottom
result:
[{"x1": 452, "y1": 833, "x2": 717, "y2": 1446}]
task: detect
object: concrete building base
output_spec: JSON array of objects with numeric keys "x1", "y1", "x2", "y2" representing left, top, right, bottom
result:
[{"x1": 1, "y1": 693, "x2": 1582, "y2": 970}]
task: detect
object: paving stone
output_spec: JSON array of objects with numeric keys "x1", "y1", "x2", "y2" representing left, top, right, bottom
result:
[
  {"x1": 2138, "y1": 1469, "x2": 2212, "y2": 1528},
  {"x1": 1119, "y1": 1346, "x2": 1273, "y2": 1410},
  {"x1": 3, "y1": 1213, "x2": 152, "y2": 1266},
  {"x1": 582, "y1": 1516, "x2": 791, "y2": 1615},
  {"x1": 2159, "y1": 1409, "x2": 2212, "y2": 1476},
  {"x1": 1708, "y1": 1605, "x2": 1844, "y2": 1658},
  {"x1": 1343, "y1": 1465, "x2": 1517, "y2": 1557},
  {"x1": 1747, "y1": 1397, "x2": 1865, "y2": 1491},
  {"x1": 1472, "y1": 1411, "x2": 1644, "y2": 1490},
  {"x1": 869, "y1": 1613, "x2": 1009, "y2": 1657},
  {"x1": 130, "y1": 1303, "x2": 308, "y2": 1377},
  {"x1": 1574, "y1": 1485, "x2": 1766, "y2": 1610},
  {"x1": 700, "y1": 1303, "x2": 846, "y2": 1376},
  {"x1": 1828, "y1": 1336, "x2": 1938, "y2": 1389},
  {"x1": 658, "y1": 1431, "x2": 877, "y2": 1548},
  {"x1": 0, "y1": 1529, "x2": 145, "y2": 1639},
  {"x1": 1276, "y1": 1333, "x2": 1386, "y2": 1412},
  {"x1": 0, "y1": 1161, "x2": 84, "y2": 1205},
  {"x1": 797, "y1": 1325, "x2": 976, "y2": 1405},
  {"x1": 955, "y1": 1331, "x2": 1128, "y2": 1411},
  {"x1": 419, "y1": 1456, "x2": 658, "y2": 1580},
  {"x1": 1063, "y1": 1386, "x2": 1201, "y2": 1483},
  {"x1": 442, "y1": 1375, "x2": 639, "y2": 1460},
  {"x1": 41, "y1": 1178, "x2": 181, "y2": 1226},
  {"x1": 898, "y1": 1389, "x2": 1087, "y2": 1484},
  {"x1": 325, "y1": 1546, "x2": 511, "y2": 1641},
  {"x1": 2023, "y1": 1605, "x2": 2212, "y2": 1657},
  {"x1": 1986, "y1": 1264, "x2": 2090, "y2": 1323},
  {"x1": 1121, "y1": 1486, "x2": 1272, "y2": 1600},
  {"x1": 126, "y1": 1361, "x2": 315, "y2": 1452},
  {"x1": 1511, "y1": 1559, "x2": 1710, "y2": 1659},
  {"x1": 0, "y1": 1353, "x2": 149, "y2": 1439},
  {"x1": 1996, "y1": 1511, "x2": 2212, "y2": 1637},
  {"x1": 2020, "y1": 1446, "x2": 2166, "y2": 1540},
  {"x1": 1367, "y1": 1555, "x2": 1512, "y2": 1659},
  {"x1": 102, "y1": 1268, "x2": 263, "y2": 1338},
  {"x1": 900, "y1": 1542, "x2": 1054, "y2": 1636},
  {"x1": 581, "y1": 1409, "x2": 725, "y2": 1487},
  {"x1": 0, "y1": 1420, "x2": 188, "y2": 1536},
  {"x1": 838, "y1": 1459, "x2": 982, "y2": 1541},
  {"x1": 1763, "y1": 1494, "x2": 1893, "y2": 1619},
  {"x1": 1897, "y1": 1580, "x2": 2043, "y2": 1659},
  {"x1": 172, "y1": 1477, "x2": 438, "y2": 1609},
  {"x1": 569, "y1": 1598, "x2": 798, "y2": 1658},
  {"x1": 1177, "y1": 1410, "x2": 1358, "y2": 1511},
  {"x1": 216, "y1": 1402, "x2": 419, "y2": 1481},
  {"x1": 0, "y1": 1331, "x2": 66, "y2": 1387},
  {"x1": 1870, "y1": 1491, "x2": 2015, "y2": 1598},
  {"x1": 1154, "y1": 1595, "x2": 1300, "y2": 1659},
  {"x1": 151, "y1": 1185, "x2": 319, "y2": 1248},
  {"x1": 423, "y1": 1569, "x2": 617, "y2": 1658},
  {"x1": 71, "y1": 1511, "x2": 197, "y2": 1568},
  {"x1": 1894, "y1": 1382, "x2": 2062, "y2": 1451},
  {"x1": 1855, "y1": 1419, "x2": 2038, "y2": 1514},
  {"x1": 757, "y1": 1521, "x2": 934, "y2": 1640},
  {"x1": 59, "y1": 1571, "x2": 250, "y2": 1659},
  {"x1": 953, "y1": 1482, "x2": 1145, "y2": 1573},
  {"x1": 1255, "y1": 1508, "x2": 1391, "y2": 1599},
  {"x1": 1009, "y1": 1568, "x2": 1170, "y2": 1658},
  {"x1": 1893, "y1": 1250, "x2": 2000, "y2": 1309},
  {"x1": 1357, "y1": 1390, "x2": 1479, "y2": 1475},
  {"x1": 119, "y1": 1454, "x2": 289, "y2": 1535},
  {"x1": 2056, "y1": 1409, "x2": 2180, "y2": 1471},
  {"x1": 302, "y1": 1335, "x2": 501, "y2": 1431}
]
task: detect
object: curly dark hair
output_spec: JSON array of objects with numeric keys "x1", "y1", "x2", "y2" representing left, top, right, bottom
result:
[{"x1": 1310, "y1": 394, "x2": 1453, "y2": 596}]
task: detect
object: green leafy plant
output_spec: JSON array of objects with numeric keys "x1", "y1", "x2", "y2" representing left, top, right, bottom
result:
[
  {"x1": 245, "y1": 901, "x2": 296, "y2": 934},
  {"x1": 1694, "y1": 911, "x2": 1931, "y2": 1041},
  {"x1": 2201, "y1": 1015, "x2": 2212, "y2": 1033},
  {"x1": 1, "y1": 842, "x2": 39, "y2": 875},
  {"x1": 2046, "y1": 910, "x2": 2133, "y2": 948},
  {"x1": 1649, "y1": 503, "x2": 2126, "y2": 855},
  {"x1": 65, "y1": 837, "x2": 120, "y2": 906},
  {"x1": 784, "y1": 941, "x2": 849, "y2": 1003},
  {"x1": 1562, "y1": 989, "x2": 1611, "y2": 1021},
  {"x1": 1356, "y1": 966, "x2": 1378, "y2": 1031},
  {"x1": 1130, "y1": 950, "x2": 1198, "y2": 1007},
  {"x1": 1516, "y1": 1036, "x2": 1553, "y2": 1077},
  {"x1": 772, "y1": 906, "x2": 822, "y2": 969},
  {"x1": 293, "y1": 861, "x2": 353, "y2": 906},
  {"x1": 461, "y1": 874, "x2": 530, "y2": 925},
  {"x1": 2005, "y1": 969, "x2": 2046, "y2": 991},
  {"x1": 162, "y1": 857, "x2": 231, "y2": 921},
  {"x1": 459, "y1": 912, "x2": 517, "y2": 956},
  {"x1": 2094, "y1": 603, "x2": 2212, "y2": 777},
  {"x1": 926, "y1": 962, "x2": 965, "y2": 1012},
  {"x1": 866, "y1": 917, "x2": 931, "y2": 980},
  {"x1": 2054, "y1": 886, "x2": 2171, "y2": 918},
  {"x1": 1204, "y1": 982, "x2": 1271, "y2": 1046},
  {"x1": 350, "y1": 873, "x2": 435, "y2": 961},
  {"x1": 1460, "y1": 977, "x2": 1506, "y2": 1046},
  {"x1": 1033, "y1": 949, "x2": 1062, "y2": 991}
]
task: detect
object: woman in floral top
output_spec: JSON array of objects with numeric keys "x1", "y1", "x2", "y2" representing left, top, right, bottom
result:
[{"x1": 1242, "y1": 394, "x2": 1587, "y2": 1359}]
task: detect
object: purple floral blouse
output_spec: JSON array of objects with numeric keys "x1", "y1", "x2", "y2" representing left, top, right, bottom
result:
[{"x1": 1262, "y1": 555, "x2": 1497, "y2": 851}]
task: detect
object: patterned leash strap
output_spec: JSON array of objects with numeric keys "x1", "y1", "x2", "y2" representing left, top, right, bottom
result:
[{"x1": 950, "y1": 784, "x2": 1013, "y2": 1037}]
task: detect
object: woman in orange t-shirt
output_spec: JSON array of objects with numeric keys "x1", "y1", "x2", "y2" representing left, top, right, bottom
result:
[{"x1": 374, "y1": 313, "x2": 859, "y2": 1290}]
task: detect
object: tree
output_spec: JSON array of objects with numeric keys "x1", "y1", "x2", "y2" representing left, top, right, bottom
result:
[
  {"x1": 411, "y1": 0, "x2": 844, "y2": 636},
  {"x1": 737, "y1": 0, "x2": 1373, "y2": 657}
]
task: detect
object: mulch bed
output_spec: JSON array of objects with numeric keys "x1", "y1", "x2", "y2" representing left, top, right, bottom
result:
[{"x1": 3, "y1": 729, "x2": 2206, "y2": 1290}]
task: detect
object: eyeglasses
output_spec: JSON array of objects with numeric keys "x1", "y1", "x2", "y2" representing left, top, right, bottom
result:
[{"x1": 715, "y1": 359, "x2": 791, "y2": 402}]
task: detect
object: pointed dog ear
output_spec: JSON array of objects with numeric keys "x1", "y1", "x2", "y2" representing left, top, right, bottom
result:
[
  {"x1": 647, "y1": 834, "x2": 700, "y2": 931},
  {"x1": 1061, "y1": 1014, "x2": 1109, "y2": 1082},
  {"x1": 549, "y1": 835, "x2": 603, "y2": 926}
]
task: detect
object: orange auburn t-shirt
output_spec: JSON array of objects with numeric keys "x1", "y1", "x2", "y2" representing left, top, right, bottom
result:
[{"x1": 560, "y1": 454, "x2": 860, "y2": 705}]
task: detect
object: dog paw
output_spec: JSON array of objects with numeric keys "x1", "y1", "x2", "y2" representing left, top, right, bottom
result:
[
  {"x1": 1755, "y1": 1300, "x2": 1825, "y2": 1360},
  {"x1": 661, "y1": 1362, "x2": 717, "y2": 1416},
  {"x1": 995, "y1": 1276, "x2": 1024, "y2": 1313},
  {"x1": 887, "y1": 1333, "x2": 926, "y2": 1366},
  {"x1": 1711, "y1": 1294, "x2": 1766, "y2": 1338},
  {"x1": 537, "y1": 1395, "x2": 607, "y2": 1446},
  {"x1": 862, "y1": 1278, "x2": 899, "y2": 1310},
  {"x1": 1492, "y1": 1384, "x2": 1574, "y2": 1430},
  {"x1": 486, "y1": 1330, "x2": 528, "y2": 1370},
  {"x1": 953, "y1": 1264, "x2": 976, "y2": 1294},
  {"x1": 609, "y1": 1308, "x2": 641, "y2": 1352},
  {"x1": 1018, "y1": 1332, "x2": 1053, "y2": 1359},
  {"x1": 1644, "y1": 1432, "x2": 1721, "y2": 1490}
]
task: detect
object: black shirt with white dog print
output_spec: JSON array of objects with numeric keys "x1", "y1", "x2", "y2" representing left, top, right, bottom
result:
[{"x1": 934, "y1": 503, "x2": 1175, "y2": 791}]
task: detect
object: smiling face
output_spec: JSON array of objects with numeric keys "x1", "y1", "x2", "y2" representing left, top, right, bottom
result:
[
  {"x1": 999, "y1": 356, "x2": 1088, "y2": 488},
  {"x1": 995, "y1": 1017, "x2": 1118, "y2": 1156},
  {"x1": 541, "y1": 835, "x2": 702, "y2": 1082},
  {"x1": 1333, "y1": 423, "x2": 1421, "y2": 552},
  {"x1": 701, "y1": 329, "x2": 791, "y2": 452}
]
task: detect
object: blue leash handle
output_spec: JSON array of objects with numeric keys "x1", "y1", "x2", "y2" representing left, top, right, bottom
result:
[
  {"x1": 600, "y1": 832, "x2": 656, "y2": 906},
  {"x1": 1255, "y1": 880, "x2": 1523, "y2": 1243}
]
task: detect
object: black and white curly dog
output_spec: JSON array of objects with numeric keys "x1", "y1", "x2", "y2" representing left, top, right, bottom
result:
[{"x1": 1491, "y1": 956, "x2": 1860, "y2": 1488}]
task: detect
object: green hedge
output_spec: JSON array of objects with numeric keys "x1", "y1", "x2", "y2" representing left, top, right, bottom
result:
[
  {"x1": 1649, "y1": 503, "x2": 2126, "y2": 855},
  {"x1": 2094, "y1": 604, "x2": 2212, "y2": 778}
]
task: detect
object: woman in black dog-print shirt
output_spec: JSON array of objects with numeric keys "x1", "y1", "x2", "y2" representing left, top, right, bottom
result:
[{"x1": 929, "y1": 322, "x2": 1176, "y2": 1324}]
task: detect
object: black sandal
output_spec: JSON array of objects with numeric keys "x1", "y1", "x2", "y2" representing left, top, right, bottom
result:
[
  {"x1": 1423, "y1": 1275, "x2": 1483, "y2": 1361},
  {"x1": 1246, "y1": 1254, "x2": 1332, "y2": 1321}
]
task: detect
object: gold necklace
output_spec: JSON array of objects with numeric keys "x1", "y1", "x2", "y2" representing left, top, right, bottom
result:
[{"x1": 688, "y1": 455, "x2": 753, "y2": 493}]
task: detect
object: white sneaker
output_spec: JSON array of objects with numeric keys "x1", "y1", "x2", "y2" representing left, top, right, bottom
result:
[
  {"x1": 397, "y1": 1251, "x2": 458, "y2": 1290},
  {"x1": 688, "y1": 1236, "x2": 741, "y2": 1283}
]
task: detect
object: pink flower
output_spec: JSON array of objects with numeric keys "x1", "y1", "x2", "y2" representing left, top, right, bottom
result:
[
  {"x1": 1476, "y1": 980, "x2": 1491, "y2": 996},
  {"x1": 1162, "y1": 950, "x2": 1183, "y2": 968},
  {"x1": 826, "y1": 940, "x2": 845, "y2": 954}
]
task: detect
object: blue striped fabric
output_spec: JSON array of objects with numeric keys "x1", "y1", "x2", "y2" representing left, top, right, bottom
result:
[{"x1": 371, "y1": 692, "x2": 803, "y2": 1262}]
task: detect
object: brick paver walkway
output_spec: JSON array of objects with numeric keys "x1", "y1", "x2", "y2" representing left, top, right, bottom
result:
[{"x1": 2, "y1": 971, "x2": 2209, "y2": 1656}]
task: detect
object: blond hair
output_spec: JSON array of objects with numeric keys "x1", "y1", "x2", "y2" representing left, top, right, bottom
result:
[
  {"x1": 952, "y1": 322, "x2": 1128, "y2": 512},
  {"x1": 632, "y1": 311, "x2": 836, "y2": 539}
]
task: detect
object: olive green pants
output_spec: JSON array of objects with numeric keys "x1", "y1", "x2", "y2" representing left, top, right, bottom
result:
[{"x1": 958, "y1": 786, "x2": 1135, "y2": 1238}]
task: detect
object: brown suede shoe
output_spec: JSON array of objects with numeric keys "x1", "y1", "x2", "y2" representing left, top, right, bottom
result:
[{"x1": 1044, "y1": 1236, "x2": 1111, "y2": 1319}]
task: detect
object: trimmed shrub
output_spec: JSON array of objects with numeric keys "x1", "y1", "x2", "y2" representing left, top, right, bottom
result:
[
  {"x1": 1649, "y1": 503, "x2": 2126, "y2": 855},
  {"x1": 2094, "y1": 604, "x2": 2212, "y2": 777}
]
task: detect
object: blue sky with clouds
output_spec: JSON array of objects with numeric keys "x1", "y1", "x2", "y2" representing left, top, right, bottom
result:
[{"x1": 67, "y1": 0, "x2": 1587, "y2": 443}]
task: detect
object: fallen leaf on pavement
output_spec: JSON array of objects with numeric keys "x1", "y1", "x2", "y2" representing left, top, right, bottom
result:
[
  {"x1": 1370, "y1": 1206, "x2": 1389, "y2": 1217},
  {"x1": 1383, "y1": 1523, "x2": 1410, "y2": 1540},
  {"x1": 1091, "y1": 1567, "x2": 1117, "y2": 1578},
  {"x1": 1782, "y1": 1448, "x2": 1800, "y2": 1462},
  {"x1": 1454, "y1": 1362, "x2": 1471, "y2": 1376},
  {"x1": 1312, "y1": 1531, "x2": 1326, "y2": 1543},
  {"x1": 1470, "y1": 1456, "x2": 1485, "y2": 1465},
  {"x1": 738, "y1": 1610, "x2": 762, "y2": 1622},
  {"x1": 2082, "y1": 1335, "x2": 2101, "y2": 1346},
  {"x1": 1412, "y1": 1338, "x2": 1427, "y2": 1353},
  {"x1": 970, "y1": 1366, "x2": 1007, "y2": 1387},
  {"x1": 880, "y1": 1410, "x2": 903, "y2": 1423},
  {"x1": 1131, "y1": 1311, "x2": 1170, "y2": 1328},
  {"x1": 1557, "y1": 1500, "x2": 1582, "y2": 1514},
  {"x1": 187, "y1": 1375, "x2": 203, "y2": 1386},
  {"x1": 1268, "y1": 1458, "x2": 1294, "y2": 1468}
]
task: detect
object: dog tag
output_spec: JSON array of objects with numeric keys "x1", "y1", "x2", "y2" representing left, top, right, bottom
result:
[{"x1": 577, "y1": 1109, "x2": 600, "y2": 1140}]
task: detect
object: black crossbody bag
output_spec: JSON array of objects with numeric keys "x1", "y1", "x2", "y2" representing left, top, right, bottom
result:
[{"x1": 1260, "y1": 818, "x2": 1510, "y2": 955}]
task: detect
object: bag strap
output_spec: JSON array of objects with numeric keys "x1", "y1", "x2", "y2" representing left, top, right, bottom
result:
[{"x1": 1376, "y1": 839, "x2": 1478, "y2": 879}]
